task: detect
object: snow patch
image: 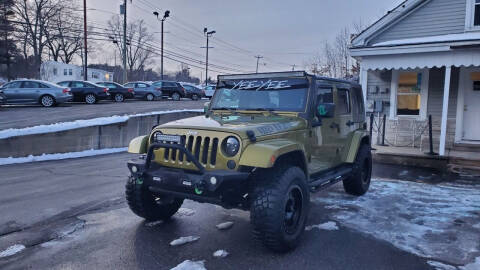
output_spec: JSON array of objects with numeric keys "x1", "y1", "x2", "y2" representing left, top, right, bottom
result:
[
  {"x1": 215, "y1": 221, "x2": 234, "y2": 230},
  {"x1": 213, "y1": 249, "x2": 229, "y2": 258},
  {"x1": 305, "y1": 221, "x2": 339, "y2": 231},
  {"x1": 313, "y1": 179, "x2": 480, "y2": 265},
  {"x1": 0, "y1": 147, "x2": 127, "y2": 166},
  {"x1": 373, "y1": 32, "x2": 480, "y2": 47},
  {"x1": 0, "y1": 244, "x2": 26, "y2": 258},
  {"x1": 145, "y1": 220, "x2": 164, "y2": 227},
  {"x1": 0, "y1": 109, "x2": 203, "y2": 139},
  {"x1": 324, "y1": 205, "x2": 346, "y2": 210},
  {"x1": 177, "y1": 208, "x2": 196, "y2": 217},
  {"x1": 170, "y1": 236, "x2": 200, "y2": 246},
  {"x1": 170, "y1": 260, "x2": 206, "y2": 270},
  {"x1": 462, "y1": 257, "x2": 480, "y2": 270},
  {"x1": 427, "y1": 261, "x2": 457, "y2": 270}
]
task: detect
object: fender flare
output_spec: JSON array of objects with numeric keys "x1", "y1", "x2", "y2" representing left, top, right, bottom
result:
[
  {"x1": 128, "y1": 135, "x2": 149, "y2": 154},
  {"x1": 239, "y1": 139, "x2": 306, "y2": 168},
  {"x1": 343, "y1": 130, "x2": 370, "y2": 163}
]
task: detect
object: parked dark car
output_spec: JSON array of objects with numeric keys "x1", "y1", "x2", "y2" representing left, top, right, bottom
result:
[
  {"x1": 97, "y1": 81, "x2": 134, "y2": 102},
  {"x1": 181, "y1": 84, "x2": 204, "y2": 100},
  {"x1": 0, "y1": 89, "x2": 7, "y2": 105},
  {"x1": 124, "y1": 81, "x2": 162, "y2": 101},
  {"x1": 57, "y1": 80, "x2": 110, "y2": 104},
  {"x1": 0, "y1": 79, "x2": 72, "y2": 107},
  {"x1": 151, "y1": 81, "x2": 187, "y2": 101}
]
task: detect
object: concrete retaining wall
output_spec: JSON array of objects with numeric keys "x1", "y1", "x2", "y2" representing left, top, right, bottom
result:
[{"x1": 0, "y1": 111, "x2": 202, "y2": 158}]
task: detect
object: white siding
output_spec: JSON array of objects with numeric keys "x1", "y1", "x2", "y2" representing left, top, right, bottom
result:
[{"x1": 369, "y1": 0, "x2": 467, "y2": 45}]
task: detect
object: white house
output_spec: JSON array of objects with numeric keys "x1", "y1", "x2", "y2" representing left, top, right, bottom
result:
[
  {"x1": 40, "y1": 61, "x2": 114, "y2": 83},
  {"x1": 350, "y1": 0, "x2": 480, "y2": 156}
]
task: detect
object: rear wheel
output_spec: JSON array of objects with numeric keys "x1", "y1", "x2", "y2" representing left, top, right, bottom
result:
[
  {"x1": 250, "y1": 164, "x2": 309, "y2": 252},
  {"x1": 40, "y1": 95, "x2": 55, "y2": 107},
  {"x1": 343, "y1": 144, "x2": 372, "y2": 196},
  {"x1": 114, "y1": 93, "x2": 125, "y2": 102},
  {"x1": 172, "y1": 92, "x2": 181, "y2": 101},
  {"x1": 126, "y1": 177, "x2": 184, "y2": 221},
  {"x1": 146, "y1": 93, "x2": 154, "y2": 101},
  {"x1": 191, "y1": 94, "x2": 199, "y2": 101},
  {"x1": 85, "y1": 94, "x2": 97, "y2": 104}
]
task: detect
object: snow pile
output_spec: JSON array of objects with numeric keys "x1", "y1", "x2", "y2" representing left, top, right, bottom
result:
[
  {"x1": 177, "y1": 208, "x2": 196, "y2": 217},
  {"x1": 170, "y1": 260, "x2": 206, "y2": 270},
  {"x1": 213, "y1": 250, "x2": 229, "y2": 258},
  {"x1": 170, "y1": 236, "x2": 200, "y2": 246},
  {"x1": 0, "y1": 109, "x2": 203, "y2": 139},
  {"x1": 373, "y1": 32, "x2": 480, "y2": 47},
  {"x1": 0, "y1": 147, "x2": 127, "y2": 166},
  {"x1": 0, "y1": 244, "x2": 26, "y2": 258},
  {"x1": 427, "y1": 261, "x2": 457, "y2": 270},
  {"x1": 313, "y1": 179, "x2": 480, "y2": 265},
  {"x1": 305, "y1": 221, "x2": 339, "y2": 231},
  {"x1": 463, "y1": 257, "x2": 480, "y2": 270},
  {"x1": 144, "y1": 220, "x2": 163, "y2": 227},
  {"x1": 215, "y1": 221, "x2": 234, "y2": 230}
]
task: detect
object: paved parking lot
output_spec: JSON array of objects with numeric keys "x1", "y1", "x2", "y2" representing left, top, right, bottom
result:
[
  {"x1": 0, "y1": 155, "x2": 479, "y2": 270},
  {"x1": 0, "y1": 99, "x2": 205, "y2": 130}
]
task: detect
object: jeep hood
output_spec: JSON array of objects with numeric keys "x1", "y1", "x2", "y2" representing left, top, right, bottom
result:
[{"x1": 158, "y1": 114, "x2": 307, "y2": 139}]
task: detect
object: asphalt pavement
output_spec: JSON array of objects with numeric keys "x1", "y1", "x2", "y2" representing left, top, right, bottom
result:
[
  {"x1": 0, "y1": 99, "x2": 205, "y2": 130},
  {"x1": 0, "y1": 154, "x2": 479, "y2": 270}
]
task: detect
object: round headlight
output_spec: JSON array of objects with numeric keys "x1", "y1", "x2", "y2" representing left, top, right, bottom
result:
[{"x1": 223, "y1": 137, "x2": 240, "y2": 157}]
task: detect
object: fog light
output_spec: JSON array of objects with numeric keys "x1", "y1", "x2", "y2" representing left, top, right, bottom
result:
[
  {"x1": 210, "y1": 176, "x2": 217, "y2": 185},
  {"x1": 131, "y1": 166, "x2": 138, "y2": 173}
]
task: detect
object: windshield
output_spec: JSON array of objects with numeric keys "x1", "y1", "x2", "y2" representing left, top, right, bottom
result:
[{"x1": 211, "y1": 77, "x2": 309, "y2": 112}]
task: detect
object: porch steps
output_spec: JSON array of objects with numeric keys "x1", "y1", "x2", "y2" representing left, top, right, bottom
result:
[{"x1": 452, "y1": 143, "x2": 480, "y2": 153}]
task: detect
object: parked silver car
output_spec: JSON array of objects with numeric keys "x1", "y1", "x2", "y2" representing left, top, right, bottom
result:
[
  {"x1": 0, "y1": 79, "x2": 73, "y2": 107},
  {"x1": 123, "y1": 81, "x2": 162, "y2": 101}
]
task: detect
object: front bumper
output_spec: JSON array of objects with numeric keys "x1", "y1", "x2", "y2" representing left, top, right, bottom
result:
[{"x1": 127, "y1": 143, "x2": 249, "y2": 205}]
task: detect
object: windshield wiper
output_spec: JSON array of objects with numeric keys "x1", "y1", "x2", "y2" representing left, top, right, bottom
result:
[
  {"x1": 211, "y1": 107, "x2": 237, "y2": 111},
  {"x1": 243, "y1": 108, "x2": 279, "y2": 115}
]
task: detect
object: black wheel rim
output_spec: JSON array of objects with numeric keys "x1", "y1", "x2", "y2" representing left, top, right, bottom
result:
[{"x1": 284, "y1": 185, "x2": 303, "y2": 235}]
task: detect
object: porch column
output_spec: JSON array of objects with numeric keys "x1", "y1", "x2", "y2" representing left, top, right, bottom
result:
[
  {"x1": 360, "y1": 66, "x2": 368, "y2": 104},
  {"x1": 439, "y1": 66, "x2": 452, "y2": 156}
]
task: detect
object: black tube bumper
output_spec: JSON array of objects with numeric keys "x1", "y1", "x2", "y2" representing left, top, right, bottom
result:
[{"x1": 127, "y1": 143, "x2": 249, "y2": 202}]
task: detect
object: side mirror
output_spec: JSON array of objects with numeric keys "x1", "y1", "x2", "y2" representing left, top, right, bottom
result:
[
  {"x1": 204, "y1": 102, "x2": 210, "y2": 114},
  {"x1": 316, "y1": 103, "x2": 335, "y2": 118}
]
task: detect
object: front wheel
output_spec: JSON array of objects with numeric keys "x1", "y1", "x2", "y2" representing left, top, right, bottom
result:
[
  {"x1": 125, "y1": 177, "x2": 184, "y2": 221},
  {"x1": 172, "y1": 92, "x2": 181, "y2": 101},
  {"x1": 85, "y1": 94, "x2": 97, "y2": 104},
  {"x1": 146, "y1": 93, "x2": 154, "y2": 101},
  {"x1": 250, "y1": 165, "x2": 309, "y2": 252},
  {"x1": 343, "y1": 144, "x2": 372, "y2": 196}
]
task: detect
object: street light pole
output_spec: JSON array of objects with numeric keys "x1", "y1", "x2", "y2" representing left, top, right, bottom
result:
[
  {"x1": 83, "y1": 0, "x2": 88, "y2": 81},
  {"x1": 255, "y1": 55, "x2": 263, "y2": 73},
  {"x1": 154, "y1": 10, "x2": 170, "y2": 80},
  {"x1": 122, "y1": 0, "x2": 127, "y2": 84},
  {"x1": 203, "y1": 28, "x2": 215, "y2": 86}
]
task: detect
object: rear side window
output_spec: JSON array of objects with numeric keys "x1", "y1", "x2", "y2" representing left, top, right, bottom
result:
[
  {"x1": 137, "y1": 83, "x2": 148, "y2": 88},
  {"x1": 72, "y1": 82, "x2": 85, "y2": 88},
  {"x1": 336, "y1": 89, "x2": 351, "y2": 115},
  {"x1": 22, "y1": 81, "x2": 40, "y2": 88},
  {"x1": 164, "y1": 82, "x2": 176, "y2": 87},
  {"x1": 57, "y1": 82, "x2": 69, "y2": 87},
  {"x1": 152, "y1": 82, "x2": 162, "y2": 87},
  {"x1": 351, "y1": 87, "x2": 365, "y2": 122},
  {"x1": 124, "y1": 83, "x2": 134, "y2": 88}
]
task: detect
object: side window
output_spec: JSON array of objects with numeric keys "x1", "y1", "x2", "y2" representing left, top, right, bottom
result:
[
  {"x1": 165, "y1": 82, "x2": 176, "y2": 87},
  {"x1": 351, "y1": 87, "x2": 366, "y2": 122},
  {"x1": 107, "y1": 83, "x2": 117, "y2": 88},
  {"x1": 39, "y1": 83, "x2": 49, "y2": 88},
  {"x1": 72, "y1": 82, "x2": 84, "y2": 88},
  {"x1": 58, "y1": 82, "x2": 69, "y2": 87},
  {"x1": 153, "y1": 82, "x2": 162, "y2": 87},
  {"x1": 124, "y1": 83, "x2": 134, "y2": 88},
  {"x1": 336, "y1": 89, "x2": 351, "y2": 115},
  {"x1": 137, "y1": 83, "x2": 147, "y2": 88},
  {"x1": 22, "y1": 81, "x2": 40, "y2": 88},
  {"x1": 316, "y1": 86, "x2": 333, "y2": 104},
  {"x1": 83, "y1": 82, "x2": 94, "y2": 88},
  {"x1": 5, "y1": 82, "x2": 22, "y2": 88},
  {"x1": 475, "y1": 0, "x2": 480, "y2": 26}
]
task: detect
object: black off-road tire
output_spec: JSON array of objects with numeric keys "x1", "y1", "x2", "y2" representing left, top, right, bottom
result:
[
  {"x1": 343, "y1": 144, "x2": 372, "y2": 196},
  {"x1": 250, "y1": 164, "x2": 310, "y2": 252},
  {"x1": 125, "y1": 177, "x2": 184, "y2": 221}
]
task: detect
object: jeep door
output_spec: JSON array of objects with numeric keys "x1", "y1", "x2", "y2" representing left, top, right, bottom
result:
[
  {"x1": 334, "y1": 86, "x2": 356, "y2": 161},
  {"x1": 309, "y1": 83, "x2": 339, "y2": 172}
]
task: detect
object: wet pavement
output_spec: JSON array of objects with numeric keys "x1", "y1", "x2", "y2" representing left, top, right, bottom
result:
[{"x1": 0, "y1": 153, "x2": 479, "y2": 270}]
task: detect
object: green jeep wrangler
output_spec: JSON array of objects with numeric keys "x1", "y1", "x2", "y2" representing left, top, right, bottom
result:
[{"x1": 126, "y1": 71, "x2": 371, "y2": 252}]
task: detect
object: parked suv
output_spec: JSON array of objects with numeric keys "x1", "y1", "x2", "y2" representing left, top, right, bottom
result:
[
  {"x1": 0, "y1": 79, "x2": 72, "y2": 107},
  {"x1": 57, "y1": 80, "x2": 110, "y2": 104},
  {"x1": 151, "y1": 81, "x2": 187, "y2": 101},
  {"x1": 124, "y1": 82, "x2": 161, "y2": 101},
  {"x1": 97, "y1": 81, "x2": 134, "y2": 102},
  {"x1": 125, "y1": 71, "x2": 371, "y2": 252}
]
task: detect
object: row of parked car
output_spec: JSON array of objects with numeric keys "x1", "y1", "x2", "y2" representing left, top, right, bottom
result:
[{"x1": 0, "y1": 79, "x2": 216, "y2": 107}]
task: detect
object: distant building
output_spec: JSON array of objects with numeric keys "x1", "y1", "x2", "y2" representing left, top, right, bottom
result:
[{"x1": 40, "y1": 61, "x2": 114, "y2": 83}]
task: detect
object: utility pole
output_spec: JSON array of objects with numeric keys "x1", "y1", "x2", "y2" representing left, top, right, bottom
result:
[
  {"x1": 255, "y1": 55, "x2": 263, "y2": 73},
  {"x1": 290, "y1": 64, "x2": 296, "y2": 71},
  {"x1": 83, "y1": 0, "x2": 88, "y2": 81},
  {"x1": 203, "y1": 28, "x2": 215, "y2": 86},
  {"x1": 121, "y1": 0, "x2": 127, "y2": 83},
  {"x1": 153, "y1": 11, "x2": 170, "y2": 80}
]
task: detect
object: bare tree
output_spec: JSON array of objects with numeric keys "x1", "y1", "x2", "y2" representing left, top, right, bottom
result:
[
  {"x1": 12, "y1": 0, "x2": 62, "y2": 76},
  {"x1": 107, "y1": 16, "x2": 154, "y2": 74},
  {"x1": 335, "y1": 27, "x2": 350, "y2": 78},
  {"x1": 45, "y1": 4, "x2": 83, "y2": 64}
]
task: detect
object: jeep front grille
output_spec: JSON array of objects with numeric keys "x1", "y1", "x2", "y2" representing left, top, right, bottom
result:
[{"x1": 161, "y1": 135, "x2": 219, "y2": 167}]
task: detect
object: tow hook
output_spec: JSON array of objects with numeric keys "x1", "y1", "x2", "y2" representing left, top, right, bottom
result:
[{"x1": 194, "y1": 181, "x2": 206, "y2": 195}]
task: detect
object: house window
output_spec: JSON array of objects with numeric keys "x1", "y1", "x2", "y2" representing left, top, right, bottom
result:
[
  {"x1": 53, "y1": 68, "x2": 57, "y2": 75},
  {"x1": 69, "y1": 69, "x2": 73, "y2": 76},
  {"x1": 64, "y1": 69, "x2": 68, "y2": 76},
  {"x1": 475, "y1": 0, "x2": 480, "y2": 26},
  {"x1": 397, "y1": 72, "x2": 422, "y2": 116}
]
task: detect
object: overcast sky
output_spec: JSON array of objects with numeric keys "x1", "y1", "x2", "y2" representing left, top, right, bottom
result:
[{"x1": 84, "y1": 0, "x2": 404, "y2": 79}]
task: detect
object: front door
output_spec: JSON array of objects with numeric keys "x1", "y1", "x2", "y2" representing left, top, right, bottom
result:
[{"x1": 463, "y1": 68, "x2": 480, "y2": 141}]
